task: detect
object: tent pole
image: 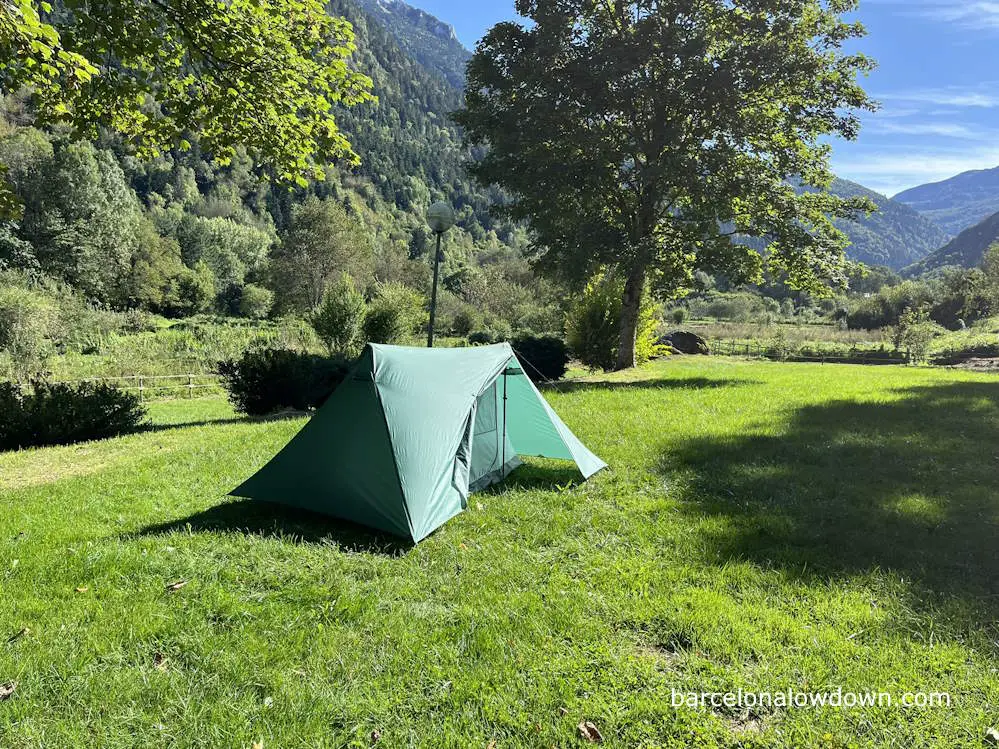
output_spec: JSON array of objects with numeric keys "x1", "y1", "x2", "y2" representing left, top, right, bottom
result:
[{"x1": 502, "y1": 372, "x2": 508, "y2": 471}]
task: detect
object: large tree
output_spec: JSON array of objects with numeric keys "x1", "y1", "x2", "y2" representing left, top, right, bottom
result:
[
  {"x1": 0, "y1": 0, "x2": 373, "y2": 217},
  {"x1": 456, "y1": 0, "x2": 877, "y2": 369},
  {"x1": 269, "y1": 196, "x2": 373, "y2": 312}
]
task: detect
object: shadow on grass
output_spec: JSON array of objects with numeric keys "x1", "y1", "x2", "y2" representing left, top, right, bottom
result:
[
  {"x1": 543, "y1": 377, "x2": 758, "y2": 394},
  {"x1": 664, "y1": 380, "x2": 999, "y2": 618},
  {"x1": 134, "y1": 499, "x2": 412, "y2": 555},
  {"x1": 481, "y1": 460, "x2": 585, "y2": 494},
  {"x1": 141, "y1": 410, "x2": 308, "y2": 435}
]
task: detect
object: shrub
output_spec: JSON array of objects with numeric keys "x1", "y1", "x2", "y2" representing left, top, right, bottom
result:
[
  {"x1": 566, "y1": 273, "x2": 661, "y2": 371},
  {"x1": 217, "y1": 348, "x2": 350, "y2": 416},
  {"x1": 363, "y1": 282, "x2": 425, "y2": 344},
  {"x1": 511, "y1": 334, "x2": 568, "y2": 382},
  {"x1": 450, "y1": 305, "x2": 484, "y2": 337},
  {"x1": 309, "y1": 273, "x2": 366, "y2": 356},
  {"x1": 0, "y1": 380, "x2": 146, "y2": 451},
  {"x1": 239, "y1": 284, "x2": 275, "y2": 320},
  {"x1": 0, "y1": 284, "x2": 55, "y2": 379},
  {"x1": 468, "y1": 330, "x2": 494, "y2": 345}
]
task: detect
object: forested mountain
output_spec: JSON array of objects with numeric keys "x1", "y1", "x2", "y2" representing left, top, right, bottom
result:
[
  {"x1": 894, "y1": 166, "x2": 999, "y2": 237},
  {"x1": 355, "y1": 0, "x2": 470, "y2": 88},
  {"x1": 906, "y1": 209, "x2": 999, "y2": 275},
  {"x1": 0, "y1": 0, "x2": 556, "y2": 334},
  {"x1": 826, "y1": 178, "x2": 950, "y2": 270}
]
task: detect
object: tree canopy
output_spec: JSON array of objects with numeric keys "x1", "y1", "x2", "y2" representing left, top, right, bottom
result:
[
  {"x1": 0, "y1": 0, "x2": 374, "y2": 202},
  {"x1": 456, "y1": 0, "x2": 877, "y2": 369}
]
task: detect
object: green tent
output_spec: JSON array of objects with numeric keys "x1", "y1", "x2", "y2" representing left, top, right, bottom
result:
[{"x1": 231, "y1": 343, "x2": 606, "y2": 542}]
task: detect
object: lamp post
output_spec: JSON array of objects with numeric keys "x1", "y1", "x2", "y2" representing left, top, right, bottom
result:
[{"x1": 426, "y1": 201, "x2": 455, "y2": 347}]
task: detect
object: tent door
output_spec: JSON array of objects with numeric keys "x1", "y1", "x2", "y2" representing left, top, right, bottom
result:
[{"x1": 467, "y1": 377, "x2": 519, "y2": 493}]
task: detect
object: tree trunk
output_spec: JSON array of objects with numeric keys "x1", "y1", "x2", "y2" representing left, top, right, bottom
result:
[{"x1": 615, "y1": 265, "x2": 646, "y2": 371}]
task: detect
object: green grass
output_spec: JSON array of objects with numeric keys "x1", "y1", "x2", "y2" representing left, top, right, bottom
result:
[{"x1": 2, "y1": 359, "x2": 998, "y2": 747}]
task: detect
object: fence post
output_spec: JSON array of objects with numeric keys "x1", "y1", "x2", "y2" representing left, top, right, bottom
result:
[
  {"x1": 188, "y1": 374, "x2": 194, "y2": 399},
  {"x1": 138, "y1": 375, "x2": 144, "y2": 402}
]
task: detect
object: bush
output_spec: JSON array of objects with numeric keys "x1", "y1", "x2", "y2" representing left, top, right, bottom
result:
[
  {"x1": 217, "y1": 348, "x2": 350, "y2": 416},
  {"x1": 309, "y1": 273, "x2": 366, "y2": 356},
  {"x1": 0, "y1": 284, "x2": 55, "y2": 379},
  {"x1": 363, "y1": 282, "x2": 425, "y2": 344},
  {"x1": 239, "y1": 284, "x2": 275, "y2": 320},
  {"x1": 0, "y1": 380, "x2": 146, "y2": 451},
  {"x1": 566, "y1": 273, "x2": 662, "y2": 371},
  {"x1": 511, "y1": 334, "x2": 568, "y2": 382},
  {"x1": 468, "y1": 330, "x2": 494, "y2": 345}
]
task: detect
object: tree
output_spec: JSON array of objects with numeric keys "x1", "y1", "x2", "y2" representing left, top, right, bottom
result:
[
  {"x1": 308, "y1": 272, "x2": 366, "y2": 357},
  {"x1": 271, "y1": 196, "x2": 373, "y2": 312},
  {"x1": 456, "y1": 0, "x2": 876, "y2": 369},
  {"x1": 1, "y1": 137, "x2": 144, "y2": 306},
  {"x1": 0, "y1": 0, "x2": 373, "y2": 207}
]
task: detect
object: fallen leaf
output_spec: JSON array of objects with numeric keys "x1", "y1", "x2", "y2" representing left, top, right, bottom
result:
[
  {"x1": 558, "y1": 706, "x2": 569, "y2": 716},
  {"x1": 486, "y1": 741, "x2": 496, "y2": 749},
  {"x1": 986, "y1": 727, "x2": 999, "y2": 746},
  {"x1": 165, "y1": 580, "x2": 188, "y2": 592},
  {"x1": 578, "y1": 721, "x2": 603, "y2": 743},
  {"x1": 251, "y1": 741, "x2": 264, "y2": 749},
  {"x1": 153, "y1": 652, "x2": 168, "y2": 671},
  {"x1": 8, "y1": 627, "x2": 29, "y2": 643},
  {"x1": 459, "y1": 543, "x2": 468, "y2": 550},
  {"x1": 262, "y1": 696, "x2": 273, "y2": 708},
  {"x1": 75, "y1": 586, "x2": 88, "y2": 593},
  {"x1": 0, "y1": 682, "x2": 16, "y2": 701},
  {"x1": 371, "y1": 729, "x2": 381, "y2": 743},
  {"x1": 475, "y1": 502, "x2": 484, "y2": 511}
]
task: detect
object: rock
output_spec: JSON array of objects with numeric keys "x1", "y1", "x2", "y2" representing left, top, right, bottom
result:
[{"x1": 658, "y1": 330, "x2": 710, "y2": 355}]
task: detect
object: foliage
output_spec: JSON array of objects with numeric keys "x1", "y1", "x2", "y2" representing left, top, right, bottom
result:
[
  {"x1": 457, "y1": 0, "x2": 876, "y2": 368},
  {"x1": 270, "y1": 197, "x2": 373, "y2": 313},
  {"x1": 308, "y1": 273, "x2": 367, "y2": 357},
  {"x1": 238, "y1": 284, "x2": 275, "y2": 321},
  {"x1": 0, "y1": 379, "x2": 145, "y2": 450},
  {"x1": 362, "y1": 282, "x2": 424, "y2": 345},
  {"x1": 217, "y1": 348, "x2": 348, "y2": 416},
  {"x1": 0, "y1": 282, "x2": 55, "y2": 379},
  {"x1": 0, "y1": 0, "x2": 373, "y2": 188},
  {"x1": 511, "y1": 334, "x2": 568, "y2": 383},
  {"x1": 566, "y1": 274, "x2": 661, "y2": 372},
  {"x1": 892, "y1": 306, "x2": 940, "y2": 363}
]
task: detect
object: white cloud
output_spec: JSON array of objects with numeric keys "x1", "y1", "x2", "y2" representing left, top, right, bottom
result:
[
  {"x1": 864, "y1": 121, "x2": 984, "y2": 139},
  {"x1": 916, "y1": 1, "x2": 999, "y2": 30},
  {"x1": 832, "y1": 147, "x2": 999, "y2": 196},
  {"x1": 877, "y1": 88, "x2": 999, "y2": 108}
]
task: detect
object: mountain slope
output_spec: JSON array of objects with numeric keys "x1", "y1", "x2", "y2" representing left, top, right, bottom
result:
[
  {"x1": 355, "y1": 0, "x2": 471, "y2": 88},
  {"x1": 322, "y1": 0, "x2": 509, "y2": 240},
  {"x1": 906, "y1": 210, "x2": 999, "y2": 275},
  {"x1": 893, "y1": 166, "x2": 999, "y2": 237},
  {"x1": 827, "y1": 178, "x2": 950, "y2": 270}
]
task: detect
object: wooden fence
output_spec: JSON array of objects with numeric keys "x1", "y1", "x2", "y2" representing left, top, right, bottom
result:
[
  {"x1": 18, "y1": 373, "x2": 222, "y2": 401},
  {"x1": 710, "y1": 340, "x2": 909, "y2": 366}
]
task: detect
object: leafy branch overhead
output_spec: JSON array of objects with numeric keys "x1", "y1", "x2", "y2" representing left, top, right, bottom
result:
[{"x1": 0, "y1": 0, "x2": 374, "y2": 184}]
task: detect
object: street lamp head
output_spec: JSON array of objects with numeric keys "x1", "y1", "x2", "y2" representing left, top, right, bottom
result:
[{"x1": 427, "y1": 202, "x2": 456, "y2": 235}]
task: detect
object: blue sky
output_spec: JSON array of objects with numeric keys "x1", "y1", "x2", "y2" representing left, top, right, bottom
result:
[{"x1": 406, "y1": 0, "x2": 999, "y2": 197}]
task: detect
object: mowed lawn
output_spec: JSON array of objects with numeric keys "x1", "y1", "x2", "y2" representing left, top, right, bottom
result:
[{"x1": 2, "y1": 358, "x2": 998, "y2": 748}]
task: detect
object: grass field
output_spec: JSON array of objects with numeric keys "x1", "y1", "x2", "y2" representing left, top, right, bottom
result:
[{"x1": 2, "y1": 358, "x2": 998, "y2": 747}]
